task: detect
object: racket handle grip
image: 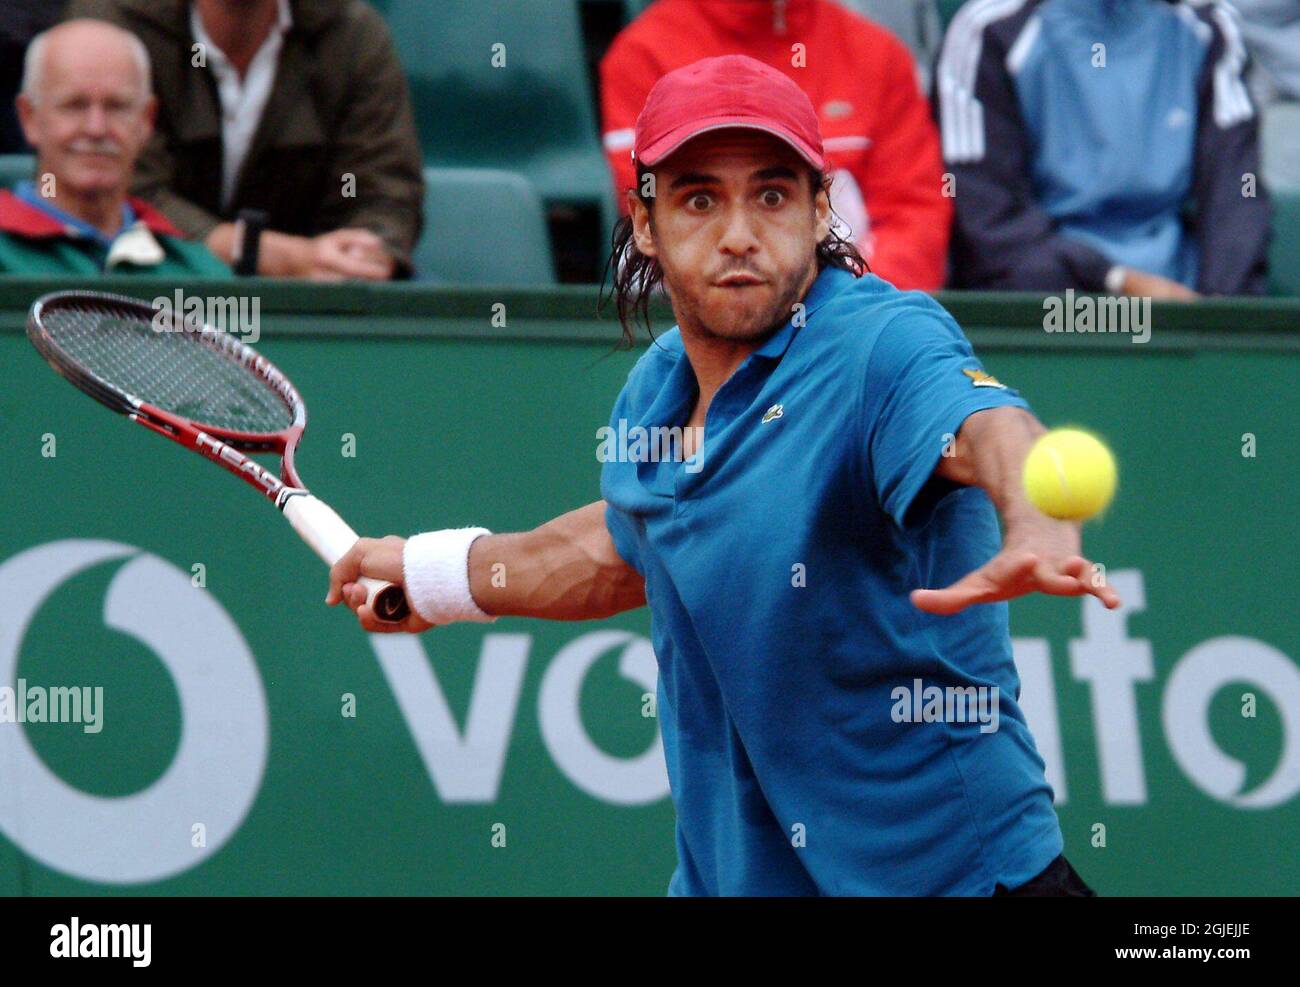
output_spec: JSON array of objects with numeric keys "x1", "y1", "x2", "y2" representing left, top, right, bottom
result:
[
  {"x1": 357, "y1": 577, "x2": 412, "y2": 624},
  {"x1": 282, "y1": 493, "x2": 411, "y2": 624}
]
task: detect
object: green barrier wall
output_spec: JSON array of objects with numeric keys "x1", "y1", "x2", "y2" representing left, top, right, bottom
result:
[{"x1": 0, "y1": 279, "x2": 1297, "y2": 895}]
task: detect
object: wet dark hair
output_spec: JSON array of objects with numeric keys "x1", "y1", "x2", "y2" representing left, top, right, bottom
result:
[{"x1": 598, "y1": 164, "x2": 868, "y2": 348}]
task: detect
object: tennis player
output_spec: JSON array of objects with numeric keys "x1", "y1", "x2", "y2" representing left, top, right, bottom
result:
[{"x1": 328, "y1": 54, "x2": 1120, "y2": 896}]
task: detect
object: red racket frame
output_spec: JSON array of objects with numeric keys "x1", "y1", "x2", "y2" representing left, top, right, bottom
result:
[
  {"x1": 27, "y1": 290, "x2": 409, "y2": 622},
  {"x1": 29, "y1": 291, "x2": 308, "y2": 502}
]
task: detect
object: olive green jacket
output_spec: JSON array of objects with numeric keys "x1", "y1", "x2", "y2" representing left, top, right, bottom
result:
[{"x1": 62, "y1": 0, "x2": 424, "y2": 273}]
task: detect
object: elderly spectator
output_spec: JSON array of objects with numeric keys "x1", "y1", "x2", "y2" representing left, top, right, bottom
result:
[
  {"x1": 601, "y1": 0, "x2": 951, "y2": 291},
  {"x1": 0, "y1": 19, "x2": 229, "y2": 275},
  {"x1": 63, "y1": 0, "x2": 424, "y2": 280},
  {"x1": 936, "y1": 0, "x2": 1271, "y2": 296}
]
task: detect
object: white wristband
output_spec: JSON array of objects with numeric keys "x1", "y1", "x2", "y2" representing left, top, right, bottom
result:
[{"x1": 402, "y1": 528, "x2": 496, "y2": 625}]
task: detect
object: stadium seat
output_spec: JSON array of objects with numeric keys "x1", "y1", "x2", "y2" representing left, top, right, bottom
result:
[
  {"x1": 834, "y1": 1, "x2": 944, "y2": 91},
  {"x1": 937, "y1": 0, "x2": 965, "y2": 29},
  {"x1": 622, "y1": 0, "x2": 654, "y2": 22},
  {"x1": 1269, "y1": 188, "x2": 1300, "y2": 296},
  {"x1": 1260, "y1": 101, "x2": 1300, "y2": 194},
  {"x1": 0, "y1": 154, "x2": 34, "y2": 190},
  {"x1": 384, "y1": 2, "x2": 610, "y2": 212},
  {"x1": 414, "y1": 167, "x2": 555, "y2": 285}
]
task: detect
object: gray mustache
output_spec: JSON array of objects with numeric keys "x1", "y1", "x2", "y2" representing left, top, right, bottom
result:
[{"x1": 68, "y1": 141, "x2": 123, "y2": 156}]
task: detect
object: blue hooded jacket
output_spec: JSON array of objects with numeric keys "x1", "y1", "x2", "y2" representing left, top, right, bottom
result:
[{"x1": 936, "y1": 0, "x2": 1271, "y2": 293}]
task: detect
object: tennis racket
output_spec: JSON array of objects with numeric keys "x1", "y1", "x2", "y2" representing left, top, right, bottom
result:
[{"x1": 27, "y1": 290, "x2": 410, "y2": 623}]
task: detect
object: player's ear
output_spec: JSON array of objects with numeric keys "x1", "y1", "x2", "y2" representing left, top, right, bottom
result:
[
  {"x1": 629, "y1": 190, "x2": 657, "y2": 258},
  {"x1": 812, "y1": 176, "x2": 832, "y2": 244}
]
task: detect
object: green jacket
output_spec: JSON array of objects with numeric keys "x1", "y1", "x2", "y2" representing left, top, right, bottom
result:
[
  {"x1": 0, "y1": 189, "x2": 231, "y2": 275},
  {"x1": 62, "y1": 0, "x2": 424, "y2": 273}
]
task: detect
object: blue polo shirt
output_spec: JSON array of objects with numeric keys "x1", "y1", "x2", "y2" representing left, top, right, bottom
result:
[{"x1": 600, "y1": 266, "x2": 1063, "y2": 896}]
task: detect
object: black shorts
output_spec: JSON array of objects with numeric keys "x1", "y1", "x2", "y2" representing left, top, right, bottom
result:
[{"x1": 993, "y1": 854, "x2": 1097, "y2": 897}]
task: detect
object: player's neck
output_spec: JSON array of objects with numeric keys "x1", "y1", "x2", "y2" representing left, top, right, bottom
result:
[{"x1": 678, "y1": 334, "x2": 758, "y2": 412}]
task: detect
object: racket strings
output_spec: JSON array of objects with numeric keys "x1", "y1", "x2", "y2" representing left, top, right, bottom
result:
[{"x1": 41, "y1": 301, "x2": 296, "y2": 434}]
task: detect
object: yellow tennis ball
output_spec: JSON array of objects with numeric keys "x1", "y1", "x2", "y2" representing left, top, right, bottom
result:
[{"x1": 1023, "y1": 428, "x2": 1117, "y2": 521}]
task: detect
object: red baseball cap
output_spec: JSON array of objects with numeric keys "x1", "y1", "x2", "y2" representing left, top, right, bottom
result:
[{"x1": 633, "y1": 54, "x2": 825, "y2": 171}]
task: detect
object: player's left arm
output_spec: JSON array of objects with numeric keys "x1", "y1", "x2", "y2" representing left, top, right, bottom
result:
[{"x1": 910, "y1": 406, "x2": 1121, "y2": 615}]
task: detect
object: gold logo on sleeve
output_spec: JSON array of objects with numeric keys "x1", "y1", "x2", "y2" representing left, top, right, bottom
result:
[{"x1": 962, "y1": 369, "x2": 1007, "y2": 389}]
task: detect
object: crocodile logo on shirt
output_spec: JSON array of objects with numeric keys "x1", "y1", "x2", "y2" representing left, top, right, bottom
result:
[
  {"x1": 761, "y1": 404, "x2": 784, "y2": 423},
  {"x1": 822, "y1": 99, "x2": 854, "y2": 119}
]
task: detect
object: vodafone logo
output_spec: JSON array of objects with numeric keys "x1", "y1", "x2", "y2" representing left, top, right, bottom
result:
[
  {"x1": 2, "y1": 546, "x2": 1293, "y2": 889},
  {"x1": 368, "y1": 628, "x2": 668, "y2": 806},
  {"x1": 1015, "y1": 570, "x2": 1300, "y2": 809},
  {"x1": 0, "y1": 540, "x2": 268, "y2": 884}
]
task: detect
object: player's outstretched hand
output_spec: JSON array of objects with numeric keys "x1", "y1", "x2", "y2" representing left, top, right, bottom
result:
[
  {"x1": 327, "y1": 535, "x2": 435, "y2": 634},
  {"x1": 909, "y1": 515, "x2": 1121, "y2": 615}
]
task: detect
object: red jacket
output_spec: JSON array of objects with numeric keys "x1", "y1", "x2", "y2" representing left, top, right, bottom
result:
[
  {"x1": 0, "y1": 190, "x2": 182, "y2": 239},
  {"x1": 600, "y1": 0, "x2": 951, "y2": 291}
]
